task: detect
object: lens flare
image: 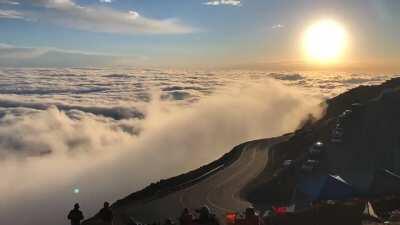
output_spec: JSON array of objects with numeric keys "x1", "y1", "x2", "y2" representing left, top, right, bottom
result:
[{"x1": 73, "y1": 188, "x2": 80, "y2": 194}]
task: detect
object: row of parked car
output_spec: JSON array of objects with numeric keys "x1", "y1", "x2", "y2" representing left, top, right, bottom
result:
[
  {"x1": 331, "y1": 102, "x2": 364, "y2": 144},
  {"x1": 279, "y1": 102, "x2": 364, "y2": 175},
  {"x1": 281, "y1": 141, "x2": 325, "y2": 174},
  {"x1": 331, "y1": 111, "x2": 348, "y2": 143},
  {"x1": 301, "y1": 141, "x2": 325, "y2": 173}
]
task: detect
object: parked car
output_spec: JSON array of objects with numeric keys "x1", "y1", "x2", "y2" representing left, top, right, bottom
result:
[
  {"x1": 308, "y1": 141, "x2": 324, "y2": 155},
  {"x1": 331, "y1": 127, "x2": 344, "y2": 143},
  {"x1": 301, "y1": 160, "x2": 319, "y2": 172},
  {"x1": 342, "y1": 109, "x2": 352, "y2": 117},
  {"x1": 282, "y1": 160, "x2": 293, "y2": 167},
  {"x1": 337, "y1": 109, "x2": 352, "y2": 122}
]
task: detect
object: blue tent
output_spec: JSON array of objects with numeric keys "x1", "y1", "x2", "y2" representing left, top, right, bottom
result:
[{"x1": 296, "y1": 174, "x2": 355, "y2": 201}]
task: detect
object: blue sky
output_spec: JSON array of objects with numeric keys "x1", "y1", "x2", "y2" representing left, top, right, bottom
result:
[{"x1": 0, "y1": 0, "x2": 399, "y2": 70}]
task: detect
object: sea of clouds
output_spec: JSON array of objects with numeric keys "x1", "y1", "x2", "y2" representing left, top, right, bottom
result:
[{"x1": 0, "y1": 68, "x2": 397, "y2": 225}]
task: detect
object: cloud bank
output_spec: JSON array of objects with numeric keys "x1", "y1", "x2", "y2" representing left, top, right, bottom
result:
[
  {"x1": 0, "y1": 68, "x2": 397, "y2": 225},
  {"x1": 0, "y1": 76, "x2": 323, "y2": 225}
]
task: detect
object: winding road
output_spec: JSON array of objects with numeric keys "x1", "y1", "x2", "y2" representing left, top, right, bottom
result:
[{"x1": 114, "y1": 140, "x2": 273, "y2": 225}]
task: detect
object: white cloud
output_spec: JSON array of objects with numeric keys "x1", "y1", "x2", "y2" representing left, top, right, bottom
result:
[
  {"x1": 0, "y1": 43, "x2": 12, "y2": 48},
  {"x1": 271, "y1": 24, "x2": 284, "y2": 29},
  {"x1": 0, "y1": 9, "x2": 25, "y2": 19},
  {"x1": 0, "y1": 0, "x2": 20, "y2": 5},
  {"x1": 204, "y1": 0, "x2": 241, "y2": 6},
  {"x1": 99, "y1": 0, "x2": 113, "y2": 3},
  {"x1": 128, "y1": 10, "x2": 140, "y2": 19},
  {"x1": 27, "y1": 0, "x2": 75, "y2": 8},
  {"x1": 0, "y1": 0, "x2": 195, "y2": 34},
  {"x1": 0, "y1": 43, "x2": 47, "y2": 58}
]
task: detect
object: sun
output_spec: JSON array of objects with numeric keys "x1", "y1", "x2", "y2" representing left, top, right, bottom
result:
[{"x1": 303, "y1": 19, "x2": 348, "y2": 64}]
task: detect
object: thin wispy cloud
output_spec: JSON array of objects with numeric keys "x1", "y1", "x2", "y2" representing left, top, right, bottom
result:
[
  {"x1": 0, "y1": 0, "x2": 195, "y2": 34},
  {"x1": 0, "y1": 0, "x2": 19, "y2": 5},
  {"x1": 0, "y1": 43, "x2": 77, "y2": 59},
  {"x1": 0, "y1": 9, "x2": 25, "y2": 19},
  {"x1": 99, "y1": 0, "x2": 113, "y2": 3},
  {"x1": 0, "y1": 43, "x2": 47, "y2": 59},
  {"x1": 271, "y1": 24, "x2": 284, "y2": 29},
  {"x1": 0, "y1": 43, "x2": 146, "y2": 67},
  {"x1": 204, "y1": 0, "x2": 241, "y2": 7}
]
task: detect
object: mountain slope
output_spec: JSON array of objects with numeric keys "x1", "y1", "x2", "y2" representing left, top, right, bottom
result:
[{"x1": 245, "y1": 77, "x2": 400, "y2": 208}]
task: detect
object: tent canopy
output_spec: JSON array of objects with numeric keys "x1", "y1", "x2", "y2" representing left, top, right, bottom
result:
[
  {"x1": 369, "y1": 169, "x2": 400, "y2": 196},
  {"x1": 296, "y1": 174, "x2": 355, "y2": 201}
]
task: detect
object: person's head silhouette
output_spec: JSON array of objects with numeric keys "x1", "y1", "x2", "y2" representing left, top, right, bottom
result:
[
  {"x1": 74, "y1": 203, "x2": 80, "y2": 210},
  {"x1": 245, "y1": 207, "x2": 255, "y2": 217},
  {"x1": 104, "y1": 202, "x2": 110, "y2": 208}
]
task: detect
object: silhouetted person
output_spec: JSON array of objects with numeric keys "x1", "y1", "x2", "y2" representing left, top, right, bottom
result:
[
  {"x1": 179, "y1": 208, "x2": 194, "y2": 225},
  {"x1": 68, "y1": 203, "x2": 84, "y2": 225},
  {"x1": 98, "y1": 202, "x2": 113, "y2": 225},
  {"x1": 195, "y1": 205, "x2": 220, "y2": 225},
  {"x1": 243, "y1": 208, "x2": 263, "y2": 225}
]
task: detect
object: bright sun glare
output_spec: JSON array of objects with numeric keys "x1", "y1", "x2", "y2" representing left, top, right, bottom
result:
[{"x1": 303, "y1": 19, "x2": 348, "y2": 64}]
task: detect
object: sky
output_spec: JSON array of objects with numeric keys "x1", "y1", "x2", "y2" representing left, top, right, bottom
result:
[{"x1": 0, "y1": 0, "x2": 399, "y2": 71}]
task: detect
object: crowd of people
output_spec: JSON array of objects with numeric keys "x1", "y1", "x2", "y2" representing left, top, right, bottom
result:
[
  {"x1": 154, "y1": 206, "x2": 263, "y2": 225},
  {"x1": 67, "y1": 203, "x2": 264, "y2": 225},
  {"x1": 67, "y1": 198, "x2": 400, "y2": 225}
]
